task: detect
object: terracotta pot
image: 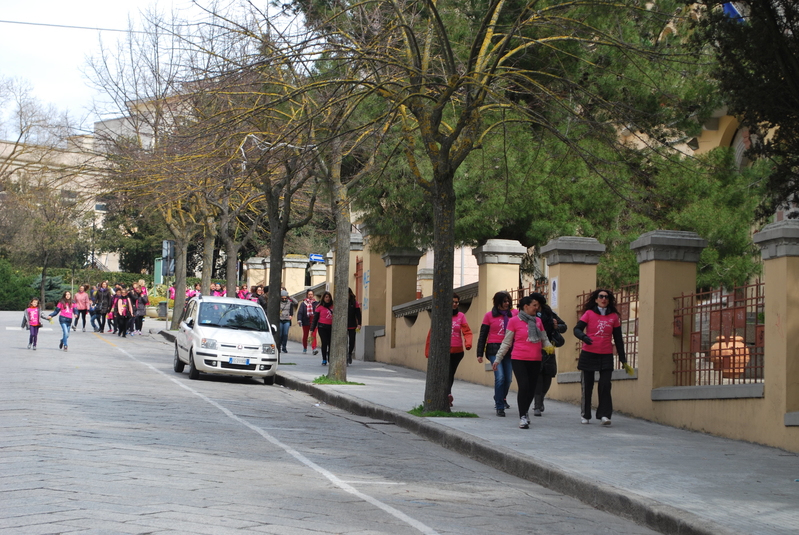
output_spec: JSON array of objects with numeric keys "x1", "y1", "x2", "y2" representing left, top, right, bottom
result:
[{"x1": 709, "y1": 335, "x2": 749, "y2": 378}]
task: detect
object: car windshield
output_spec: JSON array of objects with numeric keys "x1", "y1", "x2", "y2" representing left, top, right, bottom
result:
[{"x1": 198, "y1": 303, "x2": 268, "y2": 331}]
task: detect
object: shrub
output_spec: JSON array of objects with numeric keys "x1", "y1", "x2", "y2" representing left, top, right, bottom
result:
[{"x1": 0, "y1": 259, "x2": 36, "y2": 310}]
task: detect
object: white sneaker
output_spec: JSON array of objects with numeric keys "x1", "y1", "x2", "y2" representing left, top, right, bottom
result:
[
  {"x1": 581, "y1": 418, "x2": 590, "y2": 424},
  {"x1": 601, "y1": 417, "x2": 612, "y2": 426},
  {"x1": 519, "y1": 416, "x2": 530, "y2": 429}
]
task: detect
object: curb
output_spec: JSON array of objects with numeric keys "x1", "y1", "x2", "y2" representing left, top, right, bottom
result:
[{"x1": 276, "y1": 371, "x2": 739, "y2": 535}]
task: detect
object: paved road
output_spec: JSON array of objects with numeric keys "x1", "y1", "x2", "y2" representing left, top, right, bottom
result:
[{"x1": 1, "y1": 311, "x2": 658, "y2": 534}]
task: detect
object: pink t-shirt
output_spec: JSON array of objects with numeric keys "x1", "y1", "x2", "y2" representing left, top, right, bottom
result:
[
  {"x1": 168, "y1": 287, "x2": 176, "y2": 300},
  {"x1": 450, "y1": 312, "x2": 470, "y2": 349},
  {"x1": 26, "y1": 307, "x2": 42, "y2": 326},
  {"x1": 505, "y1": 315, "x2": 545, "y2": 361},
  {"x1": 56, "y1": 302, "x2": 75, "y2": 319},
  {"x1": 579, "y1": 309, "x2": 621, "y2": 354},
  {"x1": 481, "y1": 309, "x2": 518, "y2": 344},
  {"x1": 315, "y1": 305, "x2": 333, "y2": 326}
]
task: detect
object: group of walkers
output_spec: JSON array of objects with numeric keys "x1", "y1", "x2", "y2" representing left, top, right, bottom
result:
[
  {"x1": 22, "y1": 280, "x2": 151, "y2": 351},
  {"x1": 298, "y1": 288, "x2": 361, "y2": 366},
  {"x1": 446, "y1": 288, "x2": 627, "y2": 430}
]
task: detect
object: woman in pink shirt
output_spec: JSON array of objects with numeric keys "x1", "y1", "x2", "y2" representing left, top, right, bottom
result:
[
  {"x1": 72, "y1": 285, "x2": 91, "y2": 332},
  {"x1": 48, "y1": 291, "x2": 75, "y2": 351},
  {"x1": 492, "y1": 295, "x2": 551, "y2": 429},
  {"x1": 573, "y1": 289, "x2": 627, "y2": 426},
  {"x1": 311, "y1": 291, "x2": 334, "y2": 365},
  {"x1": 476, "y1": 291, "x2": 517, "y2": 417}
]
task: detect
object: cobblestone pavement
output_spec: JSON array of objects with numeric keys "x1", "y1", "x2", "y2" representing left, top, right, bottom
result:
[{"x1": 1, "y1": 311, "x2": 658, "y2": 534}]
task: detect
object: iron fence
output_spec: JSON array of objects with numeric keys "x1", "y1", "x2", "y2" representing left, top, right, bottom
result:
[{"x1": 672, "y1": 281, "x2": 765, "y2": 386}]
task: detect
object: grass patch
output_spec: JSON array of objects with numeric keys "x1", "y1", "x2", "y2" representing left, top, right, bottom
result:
[
  {"x1": 408, "y1": 404, "x2": 479, "y2": 418},
  {"x1": 313, "y1": 375, "x2": 365, "y2": 385},
  {"x1": 279, "y1": 362, "x2": 297, "y2": 365}
]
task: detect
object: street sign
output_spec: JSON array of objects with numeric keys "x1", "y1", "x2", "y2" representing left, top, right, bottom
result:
[{"x1": 309, "y1": 254, "x2": 324, "y2": 263}]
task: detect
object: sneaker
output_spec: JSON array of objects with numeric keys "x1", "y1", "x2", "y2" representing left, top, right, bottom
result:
[
  {"x1": 27, "y1": 343, "x2": 32, "y2": 349},
  {"x1": 496, "y1": 409, "x2": 505, "y2": 417},
  {"x1": 282, "y1": 348, "x2": 287, "y2": 353},
  {"x1": 313, "y1": 349, "x2": 319, "y2": 355},
  {"x1": 72, "y1": 326, "x2": 76, "y2": 331},
  {"x1": 303, "y1": 348, "x2": 307, "y2": 353},
  {"x1": 59, "y1": 341, "x2": 63, "y2": 349},
  {"x1": 601, "y1": 417, "x2": 612, "y2": 426},
  {"x1": 32, "y1": 346, "x2": 37, "y2": 350},
  {"x1": 533, "y1": 408, "x2": 542, "y2": 417},
  {"x1": 64, "y1": 346, "x2": 68, "y2": 351},
  {"x1": 322, "y1": 360, "x2": 327, "y2": 365},
  {"x1": 504, "y1": 400, "x2": 511, "y2": 410},
  {"x1": 519, "y1": 416, "x2": 530, "y2": 429},
  {"x1": 82, "y1": 328, "x2": 85, "y2": 332},
  {"x1": 581, "y1": 418, "x2": 590, "y2": 424},
  {"x1": 347, "y1": 356, "x2": 352, "y2": 365}
]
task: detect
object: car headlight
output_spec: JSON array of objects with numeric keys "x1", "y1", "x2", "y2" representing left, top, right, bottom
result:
[
  {"x1": 200, "y1": 338, "x2": 217, "y2": 350},
  {"x1": 262, "y1": 344, "x2": 276, "y2": 354}
]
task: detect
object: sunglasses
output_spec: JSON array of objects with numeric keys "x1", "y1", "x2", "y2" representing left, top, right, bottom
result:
[{"x1": 597, "y1": 294, "x2": 610, "y2": 299}]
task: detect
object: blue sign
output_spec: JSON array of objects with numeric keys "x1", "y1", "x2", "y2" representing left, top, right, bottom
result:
[{"x1": 309, "y1": 254, "x2": 324, "y2": 263}]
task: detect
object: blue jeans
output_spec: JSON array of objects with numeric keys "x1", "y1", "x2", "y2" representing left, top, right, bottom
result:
[
  {"x1": 279, "y1": 321, "x2": 291, "y2": 351},
  {"x1": 488, "y1": 354, "x2": 513, "y2": 410},
  {"x1": 59, "y1": 318, "x2": 71, "y2": 346},
  {"x1": 90, "y1": 311, "x2": 99, "y2": 331}
]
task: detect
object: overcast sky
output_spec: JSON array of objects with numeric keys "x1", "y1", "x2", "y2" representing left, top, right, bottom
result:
[{"x1": 0, "y1": 0, "x2": 203, "y2": 132}]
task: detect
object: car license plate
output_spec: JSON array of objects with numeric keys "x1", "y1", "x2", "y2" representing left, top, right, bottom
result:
[{"x1": 229, "y1": 357, "x2": 250, "y2": 365}]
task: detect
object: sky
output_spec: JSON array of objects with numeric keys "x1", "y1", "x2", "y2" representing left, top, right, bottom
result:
[{"x1": 0, "y1": 0, "x2": 203, "y2": 132}]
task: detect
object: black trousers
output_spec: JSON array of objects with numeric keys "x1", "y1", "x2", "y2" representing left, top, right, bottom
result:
[
  {"x1": 534, "y1": 374, "x2": 553, "y2": 411},
  {"x1": 347, "y1": 329, "x2": 356, "y2": 358},
  {"x1": 580, "y1": 369, "x2": 613, "y2": 420},
  {"x1": 512, "y1": 359, "x2": 541, "y2": 419},
  {"x1": 447, "y1": 352, "x2": 465, "y2": 395},
  {"x1": 73, "y1": 310, "x2": 87, "y2": 329},
  {"x1": 317, "y1": 324, "x2": 332, "y2": 361}
]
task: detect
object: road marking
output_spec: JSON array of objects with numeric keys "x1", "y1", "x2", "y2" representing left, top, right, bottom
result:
[{"x1": 113, "y1": 344, "x2": 439, "y2": 535}]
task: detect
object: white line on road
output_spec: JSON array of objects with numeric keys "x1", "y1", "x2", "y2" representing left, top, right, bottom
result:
[{"x1": 108, "y1": 340, "x2": 439, "y2": 535}]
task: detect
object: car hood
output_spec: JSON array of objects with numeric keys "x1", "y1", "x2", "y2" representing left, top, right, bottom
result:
[{"x1": 195, "y1": 325, "x2": 274, "y2": 345}]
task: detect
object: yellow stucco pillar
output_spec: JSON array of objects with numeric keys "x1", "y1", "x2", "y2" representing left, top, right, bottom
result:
[
  {"x1": 310, "y1": 264, "x2": 326, "y2": 287},
  {"x1": 417, "y1": 268, "x2": 434, "y2": 298},
  {"x1": 631, "y1": 231, "x2": 706, "y2": 392},
  {"x1": 382, "y1": 249, "x2": 424, "y2": 349},
  {"x1": 540, "y1": 237, "x2": 606, "y2": 375},
  {"x1": 244, "y1": 257, "x2": 269, "y2": 290},
  {"x1": 282, "y1": 255, "x2": 307, "y2": 295},
  {"x1": 754, "y1": 221, "x2": 799, "y2": 427}
]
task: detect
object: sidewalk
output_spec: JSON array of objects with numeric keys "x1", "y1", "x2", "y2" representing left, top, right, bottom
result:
[{"x1": 270, "y1": 338, "x2": 797, "y2": 535}]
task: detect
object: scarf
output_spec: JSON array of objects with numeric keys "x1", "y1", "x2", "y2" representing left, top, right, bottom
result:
[
  {"x1": 597, "y1": 306, "x2": 608, "y2": 315},
  {"x1": 498, "y1": 308, "x2": 511, "y2": 331},
  {"x1": 304, "y1": 298, "x2": 315, "y2": 315},
  {"x1": 518, "y1": 310, "x2": 547, "y2": 343}
]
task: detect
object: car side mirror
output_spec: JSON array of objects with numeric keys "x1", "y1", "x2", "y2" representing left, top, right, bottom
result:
[{"x1": 186, "y1": 318, "x2": 194, "y2": 328}]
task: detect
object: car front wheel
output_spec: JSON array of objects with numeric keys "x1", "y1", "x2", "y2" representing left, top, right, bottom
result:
[
  {"x1": 173, "y1": 345, "x2": 185, "y2": 373},
  {"x1": 188, "y1": 352, "x2": 200, "y2": 380}
]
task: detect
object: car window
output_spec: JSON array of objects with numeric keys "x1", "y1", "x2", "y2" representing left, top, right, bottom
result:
[
  {"x1": 198, "y1": 303, "x2": 268, "y2": 331},
  {"x1": 182, "y1": 301, "x2": 195, "y2": 323}
]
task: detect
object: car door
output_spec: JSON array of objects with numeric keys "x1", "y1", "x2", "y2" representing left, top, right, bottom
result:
[{"x1": 177, "y1": 300, "x2": 196, "y2": 359}]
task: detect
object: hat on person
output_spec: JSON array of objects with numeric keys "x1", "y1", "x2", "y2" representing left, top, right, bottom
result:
[{"x1": 281, "y1": 290, "x2": 289, "y2": 297}]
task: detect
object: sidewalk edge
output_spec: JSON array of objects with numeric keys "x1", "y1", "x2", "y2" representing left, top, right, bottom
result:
[{"x1": 277, "y1": 370, "x2": 740, "y2": 535}]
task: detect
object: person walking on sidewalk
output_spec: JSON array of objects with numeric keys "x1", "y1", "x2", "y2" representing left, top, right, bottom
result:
[
  {"x1": 425, "y1": 293, "x2": 473, "y2": 407},
  {"x1": 24, "y1": 297, "x2": 44, "y2": 350},
  {"x1": 94, "y1": 281, "x2": 113, "y2": 333},
  {"x1": 573, "y1": 288, "x2": 627, "y2": 426},
  {"x1": 297, "y1": 289, "x2": 318, "y2": 355},
  {"x1": 530, "y1": 292, "x2": 567, "y2": 417},
  {"x1": 311, "y1": 291, "x2": 334, "y2": 365},
  {"x1": 112, "y1": 287, "x2": 134, "y2": 338},
  {"x1": 476, "y1": 291, "x2": 516, "y2": 417},
  {"x1": 72, "y1": 285, "x2": 91, "y2": 332},
  {"x1": 346, "y1": 288, "x2": 362, "y2": 365},
  {"x1": 278, "y1": 289, "x2": 298, "y2": 353},
  {"x1": 47, "y1": 291, "x2": 76, "y2": 351},
  {"x1": 493, "y1": 295, "x2": 552, "y2": 429}
]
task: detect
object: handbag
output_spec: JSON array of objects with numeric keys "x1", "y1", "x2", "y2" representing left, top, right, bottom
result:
[
  {"x1": 541, "y1": 353, "x2": 558, "y2": 377},
  {"x1": 550, "y1": 330, "x2": 565, "y2": 348}
]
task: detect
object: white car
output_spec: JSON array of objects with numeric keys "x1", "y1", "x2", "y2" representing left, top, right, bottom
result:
[{"x1": 174, "y1": 295, "x2": 279, "y2": 385}]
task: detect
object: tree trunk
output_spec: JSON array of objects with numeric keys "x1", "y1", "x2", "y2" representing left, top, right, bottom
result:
[
  {"x1": 223, "y1": 238, "x2": 240, "y2": 295},
  {"x1": 40, "y1": 252, "x2": 49, "y2": 308},
  {"x1": 268, "y1": 226, "x2": 286, "y2": 357},
  {"x1": 329, "y1": 179, "x2": 351, "y2": 381},
  {"x1": 201, "y1": 229, "x2": 215, "y2": 295},
  {"x1": 423, "y1": 168, "x2": 457, "y2": 412},
  {"x1": 170, "y1": 239, "x2": 190, "y2": 330}
]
